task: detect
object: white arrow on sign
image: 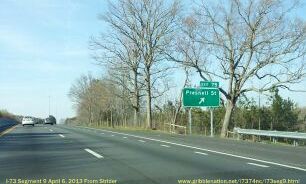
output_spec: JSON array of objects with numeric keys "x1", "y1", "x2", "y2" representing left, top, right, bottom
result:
[{"x1": 199, "y1": 97, "x2": 205, "y2": 104}]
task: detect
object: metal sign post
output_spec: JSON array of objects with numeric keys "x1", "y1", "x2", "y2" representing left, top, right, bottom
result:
[
  {"x1": 210, "y1": 108, "x2": 214, "y2": 137},
  {"x1": 182, "y1": 81, "x2": 220, "y2": 136},
  {"x1": 189, "y1": 108, "x2": 192, "y2": 135}
]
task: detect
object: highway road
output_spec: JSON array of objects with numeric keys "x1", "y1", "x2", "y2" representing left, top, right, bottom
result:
[{"x1": 0, "y1": 124, "x2": 305, "y2": 184}]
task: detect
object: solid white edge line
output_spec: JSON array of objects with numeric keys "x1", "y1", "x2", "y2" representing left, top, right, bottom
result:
[
  {"x1": 247, "y1": 162, "x2": 269, "y2": 168},
  {"x1": 195, "y1": 151, "x2": 208, "y2": 155},
  {"x1": 75, "y1": 126, "x2": 306, "y2": 172},
  {"x1": 161, "y1": 144, "x2": 170, "y2": 147},
  {"x1": 59, "y1": 134, "x2": 65, "y2": 138},
  {"x1": 84, "y1": 148, "x2": 103, "y2": 159}
]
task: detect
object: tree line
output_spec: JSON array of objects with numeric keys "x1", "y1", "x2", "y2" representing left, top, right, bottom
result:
[
  {"x1": 0, "y1": 110, "x2": 15, "y2": 119},
  {"x1": 67, "y1": 0, "x2": 306, "y2": 137},
  {"x1": 67, "y1": 75, "x2": 305, "y2": 134}
]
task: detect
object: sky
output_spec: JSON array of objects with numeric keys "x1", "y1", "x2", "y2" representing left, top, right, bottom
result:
[
  {"x1": 0, "y1": 0, "x2": 108, "y2": 120},
  {"x1": 0, "y1": 0, "x2": 306, "y2": 121}
]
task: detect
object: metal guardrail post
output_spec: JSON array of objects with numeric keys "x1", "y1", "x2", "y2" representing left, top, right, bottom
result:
[
  {"x1": 165, "y1": 123, "x2": 187, "y2": 135},
  {"x1": 293, "y1": 140, "x2": 298, "y2": 147}
]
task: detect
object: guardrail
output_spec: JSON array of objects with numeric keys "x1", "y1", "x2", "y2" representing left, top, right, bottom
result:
[
  {"x1": 165, "y1": 123, "x2": 187, "y2": 135},
  {"x1": 233, "y1": 127, "x2": 306, "y2": 146}
]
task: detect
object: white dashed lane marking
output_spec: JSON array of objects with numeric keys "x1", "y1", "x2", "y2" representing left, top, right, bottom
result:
[
  {"x1": 84, "y1": 149, "x2": 104, "y2": 159},
  {"x1": 195, "y1": 151, "x2": 208, "y2": 156},
  {"x1": 75, "y1": 126, "x2": 306, "y2": 172},
  {"x1": 247, "y1": 162, "x2": 269, "y2": 168},
  {"x1": 160, "y1": 144, "x2": 170, "y2": 148}
]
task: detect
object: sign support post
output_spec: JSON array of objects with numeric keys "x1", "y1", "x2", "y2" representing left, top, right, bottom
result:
[
  {"x1": 183, "y1": 81, "x2": 220, "y2": 136},
  {"x1": 189, "y1": 108, "x2": 192, "y2": 135},
  {"x1": 210, "y1": 108, "x2": 214, "y2": 137}
]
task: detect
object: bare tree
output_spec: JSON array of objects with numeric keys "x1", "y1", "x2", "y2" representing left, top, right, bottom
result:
[
  {"x1": 172, "y1": 67, "x2": 191, "y2": 126},
  {"x1": 68, "y1": 74, "x2": 117, "y2": 126},
  {"x1": 89, "y1": 79, "x2": 114, "y2": 126},
  {"x1": 101, "y1": 0, "x2": 180, "y2": 129},
  {"x1": 68, "y1": 74, "x2": 96, "y2": 125},
  {"x1": 91, "y1": 33, "x2": 143, "y2": 127},
  {"x1": 171, "y1": 0, "x2": 306, "y2": 137}
]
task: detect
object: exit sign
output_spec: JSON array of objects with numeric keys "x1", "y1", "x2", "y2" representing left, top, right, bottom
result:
[
  {"x1": 182, "y1": 88, "x2": 220, "y2": 107},
  {"x1": 200, "y1": 81, "x2": 219, "y2": 88}
]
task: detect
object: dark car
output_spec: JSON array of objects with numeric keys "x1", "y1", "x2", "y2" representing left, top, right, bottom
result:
[{"x1": 44, "y1": 115, "x2": 56, "y2": 125}]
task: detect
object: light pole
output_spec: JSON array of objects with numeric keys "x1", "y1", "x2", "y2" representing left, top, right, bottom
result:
[
  {"x1": 48, "y1": 96, "x2": 51, "y2": 116},
  {"x1": 55, "y1": 101, "x2": 57, "y2": 119}
]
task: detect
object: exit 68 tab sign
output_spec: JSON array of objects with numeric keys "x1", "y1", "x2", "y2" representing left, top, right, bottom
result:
[{"x1": 182, "y1": 88, "x2": 220, "y2": 107}]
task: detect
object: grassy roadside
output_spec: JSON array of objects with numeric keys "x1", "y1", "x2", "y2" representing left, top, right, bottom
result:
[
  {"x1": 79, "y1": 124, "x2": 173, "y2": 136},
  {"x1": 0, "y1": 124, "x2": 17, "y2": 137},
  {"x1": 68, "y1": 123, "x2": 306, "y2": 147}
]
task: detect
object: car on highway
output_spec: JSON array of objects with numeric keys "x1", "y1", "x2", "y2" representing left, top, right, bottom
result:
[
  {"x1": 44, "y1": 115, "x2": 56, "y2": 125},
  {"x1": 22, "y1": 116, "x2": 35, "y2": 126}
]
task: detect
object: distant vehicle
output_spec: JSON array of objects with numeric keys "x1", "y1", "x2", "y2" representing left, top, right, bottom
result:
[
  {"x1": 44, "y1": 115, "x2": 56, "y2": 125},
  {"x1": 22, "y1": 116, "x2": 35, "y2": 126},
  {"x1": 35, "y1": 118, "x2": 44, "y2": 124}
]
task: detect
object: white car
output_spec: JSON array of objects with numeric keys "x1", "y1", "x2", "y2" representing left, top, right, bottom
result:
[{"x1": 22, "y1": 116, "x2": 35, "y2": 126}]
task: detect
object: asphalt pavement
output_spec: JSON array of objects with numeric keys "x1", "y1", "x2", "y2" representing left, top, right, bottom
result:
[{"x1": 0, "y1": 124, "x2": 305, "y2": 184}]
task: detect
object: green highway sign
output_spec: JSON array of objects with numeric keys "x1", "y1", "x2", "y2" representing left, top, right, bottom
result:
[
  {"x1": 200, "y1": 81, "x2": 219, "y2": 88},
  {"x1": 183, "y1": 88, "x2": 220, "y2": 107}
]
